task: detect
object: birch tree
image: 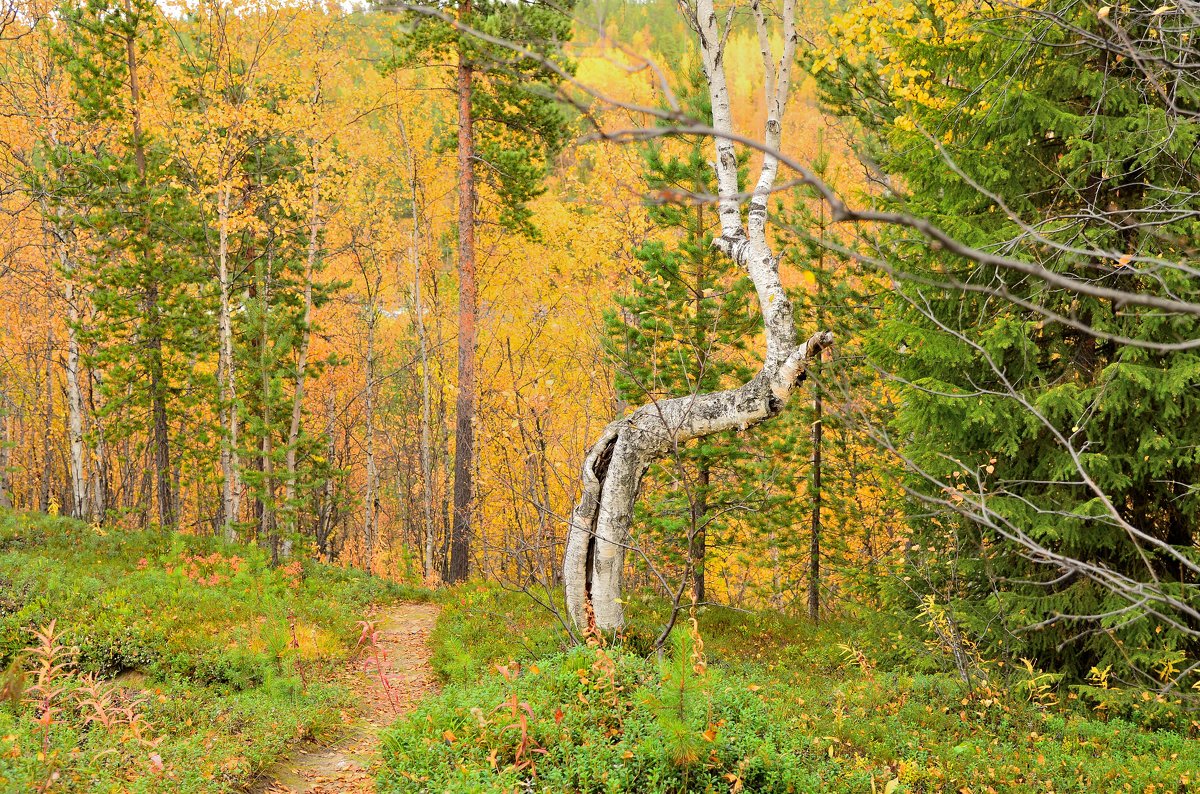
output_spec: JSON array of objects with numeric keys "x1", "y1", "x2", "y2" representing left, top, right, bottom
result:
[{"x1": 562, "y1": 0, "x2": 830, "y2": 630}]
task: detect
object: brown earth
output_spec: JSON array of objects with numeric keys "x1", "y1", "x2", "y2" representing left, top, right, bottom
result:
[{"x1": 253, "y1": 602, "x2": 440, "y2": 794}]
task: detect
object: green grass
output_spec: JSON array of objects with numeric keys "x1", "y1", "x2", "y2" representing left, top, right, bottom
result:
[
  {"x1": 0, "y1": 509, "x2": 427, "y2": 793},
  {"x1": 380, "y1": 586, "x2": 1200, "y2": 793}
]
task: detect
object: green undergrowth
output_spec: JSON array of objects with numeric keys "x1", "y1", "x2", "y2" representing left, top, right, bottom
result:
[
  {"x1": 0, "y1": 509, "x2": 427, "y2": 792},
  {"x1": 381, "y1": 586, "x2": 1200, "y2": 793}
]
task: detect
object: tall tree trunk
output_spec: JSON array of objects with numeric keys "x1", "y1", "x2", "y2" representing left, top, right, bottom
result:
[
  {"x1": 808, "y1": 366, "x2": 822, "y2": 623},
  {"x1": 448, "y1": 0, "x2": 476, "y2": 583},
  {"x1": 363, "y1": 307, "x2": 378, "y2": 573},
  {"x1": 64, "y1": 281, "x2": 88, "y2": 520},
  {"x1": 0, "y1": 385, "x2": 11, "y2": 510},
  {"x1": 260, "y1": 248, "x2": 276, "y2": 561},
  {"x1": 692, "y1": 464, "x2": 709, "y2": 603},
  {"x1": 218, "y1": 183, "x2": 241, "y2": 541},
  {"x1": 283, "y1": 170, "x2": 320, "y2": 553},
  {"x1": 397, "y1": 116, "x2": 437, "y2": 583},
  {"x1": 562, "y1": 0, "x2": 821, "y2": 630},
  {"x1": 123, "y1": 5, "x2": 173, "y2": 529},
  {"x1": 40, "y1": 329, "x2": 54, "y2": 513},
  {"x1": 89, "y1": 366, "x2": 108, "y2": 518}
]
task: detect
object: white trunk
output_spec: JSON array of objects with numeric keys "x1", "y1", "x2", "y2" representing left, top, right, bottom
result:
[
  {"x1": 0, "y1": 386, "x2": 11, "y2": 510},
  {"x1": 63, "y1": 282, "x2": 88, "y2": 520},
  {"x1": 42, "y1": 195, "x2": 88, "y2": 520},
  {"x1": 562, "y1": 0, "x2": 825, "y2": 630},
  {"x1": 363, "y1": 308, "x2": 378, "y2": 572},
  {"x1": 218, "y1": 183, "x2": 242, "y2": 541}
]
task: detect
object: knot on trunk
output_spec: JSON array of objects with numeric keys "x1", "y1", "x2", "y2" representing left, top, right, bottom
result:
[{"x1": 713, "y1": 229, "x2": 749, "y2": 266}]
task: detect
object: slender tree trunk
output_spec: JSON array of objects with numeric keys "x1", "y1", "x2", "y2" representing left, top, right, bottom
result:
[
  {"x1": 808, "y1": 367, "x2": 822, "y2": 623},
  {"x1": 363, "y1": 308, "x2": 378, "y2": 573},
  {"x1": 122, "y1": 7, "x2": 173, "y2": 529},
  {"x1": 63, "y1": 281, "x2": 88, "y2": 520},
  {"x1": 218, "y1": 183, "x2": 241, "y2": 541},
  {"x1": 40, "y1": 329, "x2": 53, "y2": 513},
  {"x1": 692, "y1": 464, "x2": 709, "y2": 603},
  {"x1": 89, "y1": 366, "x2": 108, "y2": 518},
  {"x1": 284, "y1": 172, "x2": 320, "y2": 548},
  {"x1": 448, "y1": 0, "x2": 476, "y2": 583},
  {"x1": 400, "y1": 129, "x2": 437, "y2": 582},
  {"x1": 260, "y1": 249, "x2": 276, "y2": 561},
  {"x1": 0, "y1": 386, "x2": 11, "y2": 510}
]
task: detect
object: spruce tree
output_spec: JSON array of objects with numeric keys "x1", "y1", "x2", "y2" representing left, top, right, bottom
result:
[{"x1": 814, "y1": 0, "x2": 1200, "y2": 679}]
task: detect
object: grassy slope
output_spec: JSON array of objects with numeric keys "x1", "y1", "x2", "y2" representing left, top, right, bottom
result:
[
  {"x1": 380, "y1": 586, "x2": 1200, "y2": 793},
  {"x1": 0, "y1": 510, "x2": 425, "y2": 793}
]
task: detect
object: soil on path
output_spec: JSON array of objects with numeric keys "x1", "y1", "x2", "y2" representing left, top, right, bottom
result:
[{"x1": 255, "y1": 602, "x2": 440, "y2": 794}]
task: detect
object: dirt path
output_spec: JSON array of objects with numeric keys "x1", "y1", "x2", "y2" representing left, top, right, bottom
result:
[{"x1": 256, "y1": 602, "x2": 440, "y2": 794}]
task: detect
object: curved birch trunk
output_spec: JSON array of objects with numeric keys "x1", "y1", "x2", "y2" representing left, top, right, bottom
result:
[{"x1": 562, "y1": 0, "x2": 821, "y2": 630}]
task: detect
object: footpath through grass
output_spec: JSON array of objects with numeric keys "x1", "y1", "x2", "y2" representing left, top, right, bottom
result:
[
  {"x1": 379, "y1": 586, "x2": 1200, "y2": 793},
  {"x1": 0, "y1": 510, "x2": 425, "y2": 792}
]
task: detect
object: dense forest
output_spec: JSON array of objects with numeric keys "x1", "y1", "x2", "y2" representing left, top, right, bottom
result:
[{"x1": 1, "y1": 0, "x2": 1199, "y2": 790}]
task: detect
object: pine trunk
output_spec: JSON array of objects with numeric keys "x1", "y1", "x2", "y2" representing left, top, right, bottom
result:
[
  {"x1": 448, "y1": 1, "x2": 476, "y2": 584},
  {"x1": 283, "y1": 172, "x2": 320, "y2": 551}
]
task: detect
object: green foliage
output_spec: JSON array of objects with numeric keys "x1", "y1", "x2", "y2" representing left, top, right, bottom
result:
[
  {"x1": 383, "y1": 586, "x2": 1200, "y2": 792},
  {"x1": 604, "y1": 69, "x2": 764, "y2": 599},
  {"x1": 812, "y1": 0, "x2": 1200, "y2": 681},
  {"x1": 0, "y1": 509, "x2": 425, "y2": 791},
  {"x1": 47, "y1": 0, "x2": 212, "y2": 518},
  {"x1": 387, "y1": 0, "x2": 576, "y2": 238}
]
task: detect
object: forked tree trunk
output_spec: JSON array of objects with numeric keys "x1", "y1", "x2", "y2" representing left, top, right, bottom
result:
[{"x1": 562, "y1": 0, "x2": 822, "y2": 630}]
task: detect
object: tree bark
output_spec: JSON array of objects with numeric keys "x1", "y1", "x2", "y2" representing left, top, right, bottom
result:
[
  {"x1": 218, "y1": 182, "x2": 241, "y2": 541},
  {"x1": 283, "y1": 170, "x2": 320, "y2": 552},
  {"x1": 692, "y1": 464, "x2": 709, "y2": 604},
  {"x1": 448, "y1": 0, "x2": 476, "y2": 583},
  {"x1": 363, "y1": 302, "x2": 379, "y2": 573},
  {"x1": 123, "y1": 5, "x2": 174, "y2": 529},
  {"x1": 0, "y1": 385, "x2": 10, "y2": 510},
  {"x1": 808, "y1": 367, "x2": 822, "y2": 623},
  {"x1": 63, "y1": 280, "x2": 88, "y2": 520},
  {"x1": 562, "y1": 0, "x2": 819, "y2": 630},
  {"x1": 40, "y1": 328, "x2": 54, "y2": 513}
]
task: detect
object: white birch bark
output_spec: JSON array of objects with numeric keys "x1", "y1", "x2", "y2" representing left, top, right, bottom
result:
[
  {"x1": 363, "y1": 303, "x2": 379, "y2": 572},
  {"x1": 562, "y1": 0, "x2": 828, "y2": 630},
  {"x1": 0, "y1": 385, "x2": 11, "y2": 510},
  {"x1": 218, "y1": 182, "x2": 242, "y2": 541}
]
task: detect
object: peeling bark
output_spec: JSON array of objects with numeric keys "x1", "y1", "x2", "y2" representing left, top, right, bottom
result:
[{"x1": 562, "y1": 0, "x2": 828, "y2": 630}]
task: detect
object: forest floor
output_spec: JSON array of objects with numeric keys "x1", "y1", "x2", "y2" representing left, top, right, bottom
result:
[{"x1": 257, "y1": 602, "x2": 440, "y2": 794}]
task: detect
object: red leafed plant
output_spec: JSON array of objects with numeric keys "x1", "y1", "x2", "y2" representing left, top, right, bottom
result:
[{"x1": 356, "y1": 619, "x2": 400, "y2": 714}]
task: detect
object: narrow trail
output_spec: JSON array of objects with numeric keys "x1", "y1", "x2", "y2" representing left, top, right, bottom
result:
[{"x1": 257, "y1": 602, "x2": 440, "y2": 794}]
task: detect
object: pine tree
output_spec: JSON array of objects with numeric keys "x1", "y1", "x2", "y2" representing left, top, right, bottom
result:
[
  {"x1": 388, "y1": 0, "x2": 575, "y2": 582},
  {"x1": 49, "y1": 0, "x2": 210, "y2": 529}
]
